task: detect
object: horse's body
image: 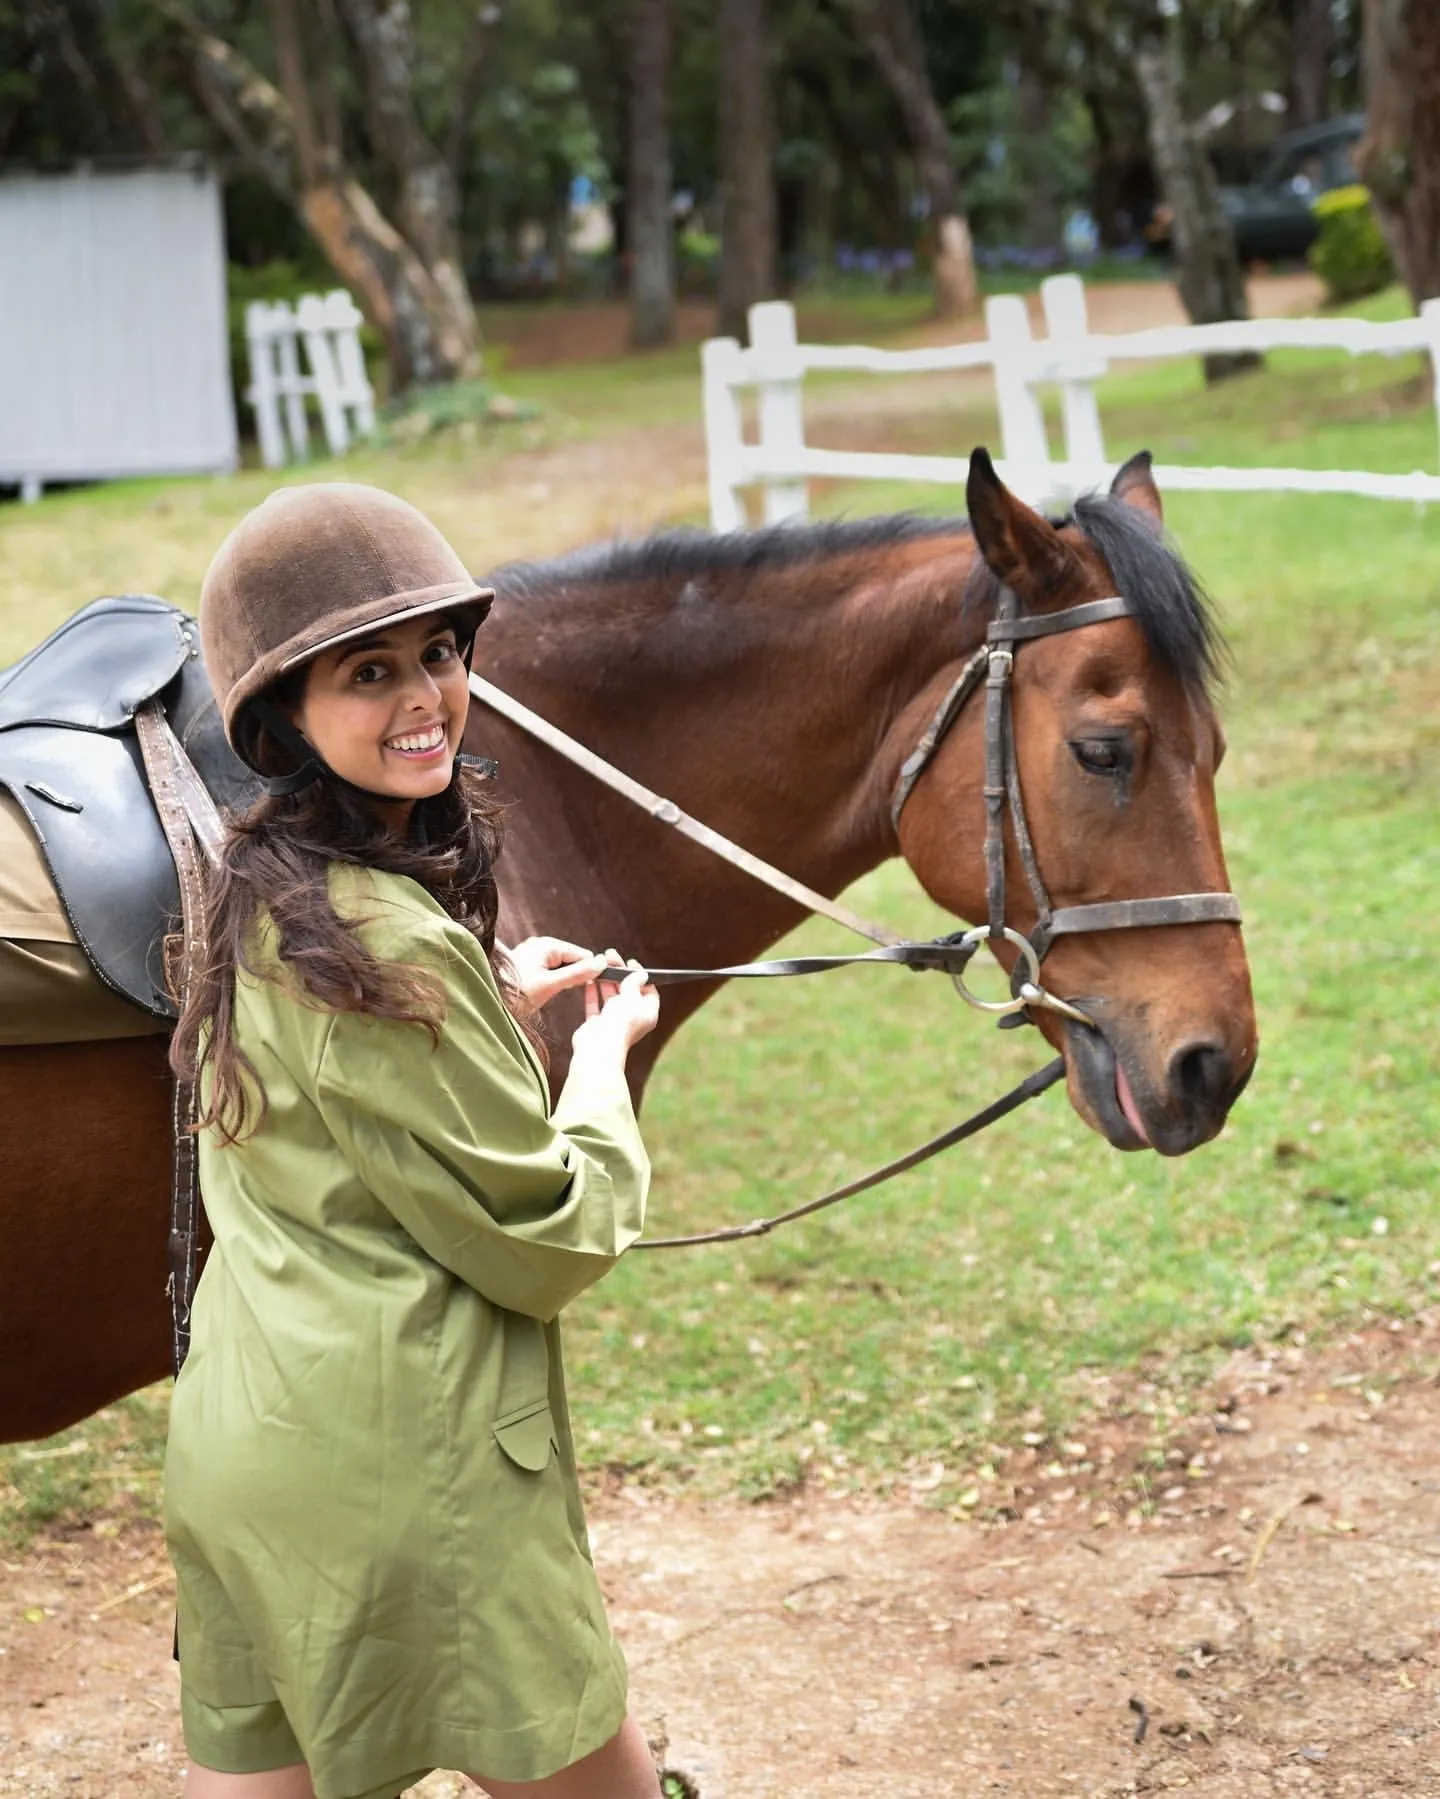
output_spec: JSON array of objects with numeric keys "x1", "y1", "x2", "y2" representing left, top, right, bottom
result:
[{"x1": 1, "y1": 456, "x2": 1256, "y2": 1442}]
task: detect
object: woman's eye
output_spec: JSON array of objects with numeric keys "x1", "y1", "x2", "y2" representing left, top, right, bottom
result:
[
  {"x1": 352, "y1": 662, "x2": 387, "y2": 685},
  {"x1": 425, "y1": 640, "x2": 458, "y2": 665},
  {"x1": 1071, "y1": 737, "x2": 1128, "y2": 775}
]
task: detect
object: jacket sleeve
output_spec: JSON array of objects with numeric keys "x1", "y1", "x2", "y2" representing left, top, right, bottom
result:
[{"x1": 310, "y1": 910, "x2": 649, "y2": 1320}]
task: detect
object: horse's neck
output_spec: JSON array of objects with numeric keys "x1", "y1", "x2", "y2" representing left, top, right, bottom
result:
[{"x1": 485, "y1": 532, "x2": 979, "y2": 981}]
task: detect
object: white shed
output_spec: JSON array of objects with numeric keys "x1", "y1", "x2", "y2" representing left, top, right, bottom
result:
[{"x1": 0, "y1": 162, "x2": 238, "y2": 500}]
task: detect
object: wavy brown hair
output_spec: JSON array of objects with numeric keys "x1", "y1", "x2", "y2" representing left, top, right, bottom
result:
[{"x1": 170, "y1": 748, "x2": 529, "y2": 1145}]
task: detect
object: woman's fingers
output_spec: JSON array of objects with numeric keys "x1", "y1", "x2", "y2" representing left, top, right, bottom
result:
[
  {"x1": 541, "y1": 953, "x2": 610, "y2": 997},
  {"x1": 540, "y1": 937, "x2": 595, "y2": 968}
]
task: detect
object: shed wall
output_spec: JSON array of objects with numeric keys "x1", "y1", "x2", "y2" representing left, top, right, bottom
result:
[{"x1": 0, "y1": 167, "x2": 238, "y2": 487}]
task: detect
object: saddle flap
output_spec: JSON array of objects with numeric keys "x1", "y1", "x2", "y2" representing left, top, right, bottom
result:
[
  {"x1": 0, "y1": 595, "x2": 197, "y2": 734},
  {"x1": 1, "y1": 727, "x2": 178, "y2": 1015}
]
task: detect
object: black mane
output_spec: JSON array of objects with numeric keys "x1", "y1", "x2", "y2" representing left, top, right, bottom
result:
[
  {"x1": 487, "y1": 498, "x2": 1222, "y2": 694},
  {"x1": 486, "y1": 512, "x2": 956, "y2": 601}
]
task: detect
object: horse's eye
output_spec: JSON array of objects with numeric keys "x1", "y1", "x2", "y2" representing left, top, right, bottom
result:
[{"x1": 1070, "y1": 737, "x2": 1129, "y2": 776}]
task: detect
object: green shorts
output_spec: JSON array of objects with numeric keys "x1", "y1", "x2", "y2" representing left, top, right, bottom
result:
[{"x1": 180, "y1": 1688, "x2": 423, "y2": 1799}]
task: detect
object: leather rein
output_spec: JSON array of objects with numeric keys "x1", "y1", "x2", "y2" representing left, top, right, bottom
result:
[
  {"x1": 468, "y1": 586, "x2": 1240, "y2": 1251},
  {"x1": 145, "y1": 583, "x2": 1242, "y2": 1366}
]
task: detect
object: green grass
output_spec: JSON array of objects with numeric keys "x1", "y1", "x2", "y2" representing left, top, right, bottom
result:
[{"x1": 2, "y1": 285, "x2": 1439, "y2": 1541}]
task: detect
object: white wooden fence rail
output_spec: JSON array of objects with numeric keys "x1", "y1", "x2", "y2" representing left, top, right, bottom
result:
[
  {"x1": 244, "y1": 290, "x2": 377, "y2": 469},
  {"x1": 701, "y1": 274, "x2": 1440, "y2": 526}
]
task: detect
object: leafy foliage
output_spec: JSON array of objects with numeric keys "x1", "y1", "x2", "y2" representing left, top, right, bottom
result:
[{"x1": 1309, "y1": 185, "x2": 1396, "y2": 304}]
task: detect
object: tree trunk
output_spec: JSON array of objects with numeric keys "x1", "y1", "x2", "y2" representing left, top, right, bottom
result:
[
  {"x1": 1135, "y1": 26, "x2": 1259, "y2": 385},
  {"x1": 333, "y1": 0, "x2": 481, "y2": 380},
  {"x1": 854, "y1": 0, "x2": 977, "y2": 319},
  {"x1": 157, "y1": 0, "x2": 479, "y2": 394},
  {"x1": 717, "y1": 0, "x2": 777, "y2": 342},
  {"x1": 628, "y1": 0, "x2": 676, "y2": 347},
  {"x1": 1356, "y1": 0, "x2": 1440, "y2": 307},
  {"x1": 1285, "y1": 0, "x2": 1334, "y2": 129}
]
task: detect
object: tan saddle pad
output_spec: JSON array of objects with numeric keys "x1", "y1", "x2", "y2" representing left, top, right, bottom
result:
[{"x1": 0, "y1": 792, "x2": 167, "y2": 1043}]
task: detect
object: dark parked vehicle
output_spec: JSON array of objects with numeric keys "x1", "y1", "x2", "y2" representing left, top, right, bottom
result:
[{"x1": 1218, "y1": 114, "x2": 1365, "y2": 262}]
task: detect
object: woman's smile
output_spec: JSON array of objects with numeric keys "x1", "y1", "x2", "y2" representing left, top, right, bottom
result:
[{"x1": 385, "y1": 720, "x2": 449, "y2": 760}]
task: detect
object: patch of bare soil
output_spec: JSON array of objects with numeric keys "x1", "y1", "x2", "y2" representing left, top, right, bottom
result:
[
  {"x1": 3, "y1": 1314, "x2": 1437, "y2": 1799},
  {"x1": 470, "y1": 273, "x2": 1326, "y2": 547},
  {"x1": 491, "y1": 275, "x2": 1323, "y2": 372}
]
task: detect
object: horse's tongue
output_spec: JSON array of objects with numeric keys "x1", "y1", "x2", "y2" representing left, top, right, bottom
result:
[{"x1": 1115, "y1": 1059, "x2": 1152, "y2": 1146}]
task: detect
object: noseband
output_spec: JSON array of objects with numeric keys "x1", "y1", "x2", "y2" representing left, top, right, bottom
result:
[{"x1": 890, "y1": 586, "x2": 1241, "y2": 1027}]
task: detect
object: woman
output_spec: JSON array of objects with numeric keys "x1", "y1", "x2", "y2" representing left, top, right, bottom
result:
[{"x1": 166, "y1": 483, "x2": 662, "y2": 1799}]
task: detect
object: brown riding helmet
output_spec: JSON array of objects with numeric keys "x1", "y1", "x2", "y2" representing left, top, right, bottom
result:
[{"x1": 200, "y1": 483, "x2": 494, "y2": 770}]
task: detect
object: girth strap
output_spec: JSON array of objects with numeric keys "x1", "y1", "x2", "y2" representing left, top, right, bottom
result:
[{"x1": 133, "y1": 701, "x2": 224, "y2": 1376}]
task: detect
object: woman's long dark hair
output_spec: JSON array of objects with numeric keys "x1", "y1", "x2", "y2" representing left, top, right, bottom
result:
[{"x1": 170, "y1": 740, "x2": 531, "y2": 1145}]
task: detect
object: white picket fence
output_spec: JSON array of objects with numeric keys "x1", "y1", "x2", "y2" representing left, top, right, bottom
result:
[
  {"x1": 701, "y1": 273, "x2": 1440, "y2": 526},
  {"x1": 244, "y1": 290, "x2": 377, "y2": 469}
]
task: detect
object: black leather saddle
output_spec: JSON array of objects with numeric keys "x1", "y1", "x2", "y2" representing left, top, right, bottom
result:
[{"x1": 0, "y1": 595, "x2": 257, "y2": 1019}]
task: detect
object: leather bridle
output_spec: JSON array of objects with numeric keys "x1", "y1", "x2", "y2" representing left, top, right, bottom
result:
[
  {"x1": 466, "y1": 585, "x2": 1244, "y2": 1251},
  {"x1": 887, "y1": 586, "x2": 1241, "y2": 1030}
]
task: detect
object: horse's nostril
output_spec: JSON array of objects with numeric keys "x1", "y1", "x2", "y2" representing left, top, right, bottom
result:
[{"x1": 1171, "y1": 1040, "x2": 1232, "y2": 1111}]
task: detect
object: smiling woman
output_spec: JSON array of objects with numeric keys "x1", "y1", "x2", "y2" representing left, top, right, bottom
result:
[
  {"x1": 286, "y1": 618, "x2": 474, "y2": 830},
  {"x1": 157, "y1": 483, "x2": 666, "y2": 1799}
]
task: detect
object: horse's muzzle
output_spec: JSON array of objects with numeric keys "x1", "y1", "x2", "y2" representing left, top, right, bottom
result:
[{"x1": 1064, "y1": 1017, "x2": 1256, "y2": 1157}]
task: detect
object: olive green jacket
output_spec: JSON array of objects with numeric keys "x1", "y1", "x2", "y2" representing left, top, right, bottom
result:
[{"x1": 165, "y1": 865, "x2": 648, "y2": 1797}]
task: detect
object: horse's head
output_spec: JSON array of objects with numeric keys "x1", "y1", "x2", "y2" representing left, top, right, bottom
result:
[{"x1": 895, "y1": 450, "x2": 1256, "y2": 1156}]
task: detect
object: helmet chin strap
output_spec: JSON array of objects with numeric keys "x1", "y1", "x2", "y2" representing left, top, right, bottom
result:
[{"x1": 250, "y1": 697, "x2": 497, "y2": 809}]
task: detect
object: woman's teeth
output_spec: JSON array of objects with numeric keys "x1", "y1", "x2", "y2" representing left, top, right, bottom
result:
[{"x1": 387, "y1": 724, "x2": 446, "y2": 753}]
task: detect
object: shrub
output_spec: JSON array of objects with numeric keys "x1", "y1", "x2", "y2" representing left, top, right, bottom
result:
[{"x1": 1309, "y1": 185, "x2": 1395, "y2": 304}]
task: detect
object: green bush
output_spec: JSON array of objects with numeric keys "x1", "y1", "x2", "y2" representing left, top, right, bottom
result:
[{"x1": 1309, "y1": 185, "x2": 1395, "y2": 304}]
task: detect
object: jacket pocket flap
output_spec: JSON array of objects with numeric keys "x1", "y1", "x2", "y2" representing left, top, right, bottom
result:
[{"x1": 492, "y1": 1399, "x2": 556, "y2": 1472}]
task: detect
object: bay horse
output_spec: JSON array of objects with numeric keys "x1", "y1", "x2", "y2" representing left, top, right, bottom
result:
[{"x1": 1, "y1": 451, "x2": 1255, "y2": 1444}]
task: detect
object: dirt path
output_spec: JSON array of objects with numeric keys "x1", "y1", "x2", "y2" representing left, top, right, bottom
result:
[
  {"x1": 491, "y1": 274, "x2": 1322, "y2": 369},
  {"x1": 3, "y1": 1315, "x2": 1436, "y2": 1798},
  {"x1": 449, "y1": 272, "x2": 1324, "y2": 556}
]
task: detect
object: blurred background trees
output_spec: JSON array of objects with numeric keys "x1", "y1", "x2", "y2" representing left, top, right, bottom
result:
[{"x1": 0, "y1": 0, "x2": 1423, "y2": 395}]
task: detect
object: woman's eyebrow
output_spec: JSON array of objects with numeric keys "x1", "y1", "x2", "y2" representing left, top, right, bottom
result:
[
  {"x1": 336, "y1": 635, "x2": 396, "y2": 661},
  {"x1": 336, "y1": 623, "x2": 456, "y2": 665}
]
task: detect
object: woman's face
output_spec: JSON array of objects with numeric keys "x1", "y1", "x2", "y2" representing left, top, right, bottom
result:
[{"x1": 291, "y1": 615, "x2": 471, "y2": 823}]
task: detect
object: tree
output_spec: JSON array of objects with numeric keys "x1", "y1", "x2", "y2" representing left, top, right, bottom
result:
[
  {"x1": 1356, "y1": 0, "x2": 1440, "y2": 307},
  {"x1": 1135, "y1": 6, "x2": 1257, "y2": 383},
  {"x1": 628, "y1": 0, "x2": 676, "y2": 346},
  {"x1": 716, "y1": 0, "x2": 776, "y2": 341},
  {"x1": 852, "y1": 0, "x2": 977, "y2": 318},
  {"x1": 153, "y1": 0, "x2": 482, "y2": 393},
  {"x1": 1283, "y1": 0, "x2": 1334, "y2": 129}
]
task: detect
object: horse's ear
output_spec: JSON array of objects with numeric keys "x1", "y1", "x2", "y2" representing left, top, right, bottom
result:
[
  {"x1": 1110, "y1": 450, "x2": 1164, "y2": 527},
  {"x1": 966, "y1": 447, "x2": 1083, "y2": 607}
]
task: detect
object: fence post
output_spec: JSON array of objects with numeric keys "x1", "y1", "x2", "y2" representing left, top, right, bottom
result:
[
  {"x1": 702, "y1": 335, "x2": 749, "y2": 530},
  {"x1": 245, "y1": 301, "x2": 286, "y2": 471},
  {"x1": 331, "y1": 294, "x2": 376, "y2": 437},
  {"x1": 298, "y1": 292, "x2": 350, "y2": 456},
  {"x1": 984, "y1": 293, "x2": 1051, "y2": 503},
  {"x1": 1041, "y1": 274, "x2": 1107, "y2": 487},
  {"x1": 748, "y1": 300, "x2": 809, "y2": 524},
  {"x1": 1421, "y1": 296, "x2": 1440, "y2": 485},
  {"x1": 272, "y1": 302, "x2": 310, "y2": 462}
]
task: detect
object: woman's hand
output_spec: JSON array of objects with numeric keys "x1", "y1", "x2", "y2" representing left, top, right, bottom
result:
[
  {"x1": 506, "y1": 936, "x2": 611, "y2": 1013},
  {"x1": 571, "y1": 958, "x2": 660, "y2": 1063}
]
